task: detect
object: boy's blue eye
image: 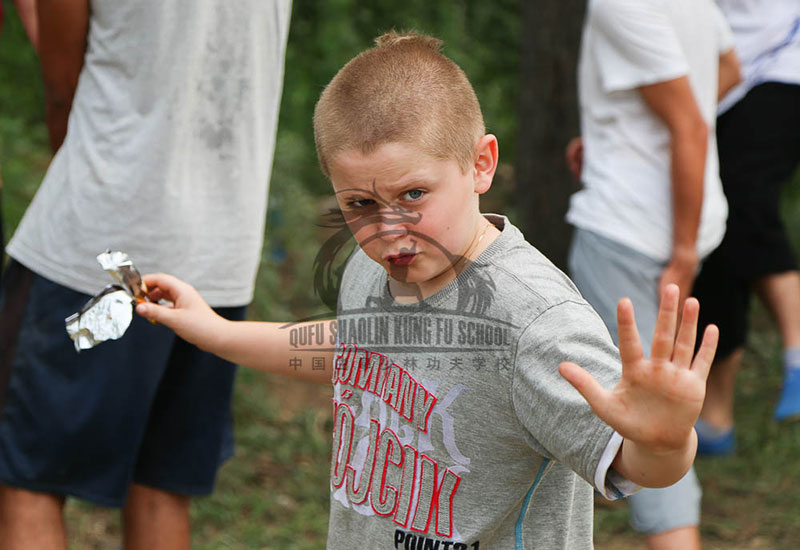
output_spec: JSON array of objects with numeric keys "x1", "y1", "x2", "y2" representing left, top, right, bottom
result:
[{"x1": 403, "y1": 189, "x2": 424, "y2": 201}]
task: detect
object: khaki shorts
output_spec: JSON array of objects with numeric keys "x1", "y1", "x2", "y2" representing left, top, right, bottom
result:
[{"x1": 568, "y1": 228, "x2": 702, "y2": 535}]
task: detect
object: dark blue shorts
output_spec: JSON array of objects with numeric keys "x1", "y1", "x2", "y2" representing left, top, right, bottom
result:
[{"x1": 0, "y1": 261, "x2": 246, "y2": 507}]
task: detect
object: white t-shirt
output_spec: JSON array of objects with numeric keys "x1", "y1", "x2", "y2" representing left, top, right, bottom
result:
[
  {"x1": 8, "y1": 0, "x2": 292, "y2": 306},
  {"x1": 566, "y1": 0, "x2": 734, "y2": 263},
  {"x1": 717, "y1": 0, "x2": 800, "y2": 113}
]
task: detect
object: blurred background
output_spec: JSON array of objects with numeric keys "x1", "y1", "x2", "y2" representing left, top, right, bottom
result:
[{"x1": 1, "y1": 0, "x2": 798, "y2": 548}]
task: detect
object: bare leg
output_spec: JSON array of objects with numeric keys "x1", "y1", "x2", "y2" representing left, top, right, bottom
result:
[
  {"x1": 123, "y1": 484, "x2": 191, "y2": 550},
  {"x1": 755, "y1": 271, "x2": 800, "y2": 349},
  {"x1": 700, "y1": 348, "x2": 745, "y2": 430},
  {"x1": 0, "y1": 485, "x2": 67, "y2": 550},
  {"x1": 645, "y1": 526, "x2": 701, "y2": 550}
]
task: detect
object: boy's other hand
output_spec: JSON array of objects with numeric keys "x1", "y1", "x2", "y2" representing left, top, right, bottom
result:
[
  {"x1": 136, "y1": 273, "x2": 227, "y2": 351},
  {"x1": 559, "y1": 284, "x2": 718, "y2": 455}
]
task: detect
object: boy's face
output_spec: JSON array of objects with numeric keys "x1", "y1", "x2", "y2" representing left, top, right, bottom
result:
[{"x1": 328, "y1": 138, "x2": 497, "y2": 293}]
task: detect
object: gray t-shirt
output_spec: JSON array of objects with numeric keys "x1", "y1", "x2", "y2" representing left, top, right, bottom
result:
[
  {"x1": 329, "y1": 216, "x2": 625, "y2": 549},
  {"x1": 8, "y1": 0, "x2": 291, "y2": 306}
]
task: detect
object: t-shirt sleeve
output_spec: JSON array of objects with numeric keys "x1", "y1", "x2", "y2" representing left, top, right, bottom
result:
[
  {"x1": 711, "y1": 2, "x2": 735, "y2": 54},
  {"x1": 511, "y1": 300, "x2": 624, "y2": 491},
  {"x1": 590, "y1": 0, "x2": 689, "y2": 92}
]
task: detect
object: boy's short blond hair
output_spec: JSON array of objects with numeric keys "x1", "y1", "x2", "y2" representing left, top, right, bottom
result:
[{"x1": 314, "y1": 31, "x2": 485, "y2": 176}]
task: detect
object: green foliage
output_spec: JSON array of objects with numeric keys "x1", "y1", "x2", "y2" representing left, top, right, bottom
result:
[{"x1": 0, "y1": 0, "x2": 48, "y2": 237}]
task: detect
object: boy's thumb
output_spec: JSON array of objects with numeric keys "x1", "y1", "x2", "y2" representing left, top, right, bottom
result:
[
  {"x1": 559, "y1": 361, "x2": 609, "y2": 415},
  {"x1": 136, "y1": 302, "x2": 170, "y2": 325}
]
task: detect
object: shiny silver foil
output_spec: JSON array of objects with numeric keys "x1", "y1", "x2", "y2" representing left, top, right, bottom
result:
[
  {"x1": 65, "y1": 286, "x2": 135, "y2": 351},
  {"x1": 65, "y1": 251, "x2": 147, "y2": 352},
  {"x1": 96, "y1": 250, "x2": 148, "y2": 301}
]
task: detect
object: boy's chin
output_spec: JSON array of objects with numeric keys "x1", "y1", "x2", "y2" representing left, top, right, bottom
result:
[
  {"x1": 387, "y1": 272, "x2": 419, "y2": 284},
  {"x1": 387, "y1": 266, "x2": 448, "y2": 287},
  {"x1": 386, "y1": 267, "x2": 426, "y2": 285}
]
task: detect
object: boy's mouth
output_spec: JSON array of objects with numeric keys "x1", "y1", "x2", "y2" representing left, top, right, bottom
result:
[{"x1": 386, "y1": 253, "x2": 417, "y2": 266}]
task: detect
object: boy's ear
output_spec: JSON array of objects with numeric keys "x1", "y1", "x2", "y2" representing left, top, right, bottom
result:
[{"x1": 472, "y1": 134, "x2": 499, "y2": 194}]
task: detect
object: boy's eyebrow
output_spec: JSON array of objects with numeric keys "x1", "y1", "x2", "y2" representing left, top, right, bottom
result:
[
  {"x1": 380, "y1": 176, "x2": 436, "y2": 193},
  {"x1": 398, "y1": 176, "x2": 435, "y2": 187},
  {"x1": 337, "y1": 176, "x2": 435, "y2": 199}
]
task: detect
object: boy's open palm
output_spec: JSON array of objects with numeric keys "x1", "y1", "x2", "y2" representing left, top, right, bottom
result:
[{"x1": 559, "y1": 284, "x2": 718, "y2": 453}]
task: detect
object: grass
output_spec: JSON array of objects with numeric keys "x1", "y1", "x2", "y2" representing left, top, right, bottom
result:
[{"x1": 190, "y1": 372, "x2": 332, "y2": 550}]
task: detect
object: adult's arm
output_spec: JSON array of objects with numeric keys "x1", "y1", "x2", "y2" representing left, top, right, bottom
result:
[
  {"x1": 37, "y1": 0, "x2": 89, "y2": 153},
  {"x1": 639, "y1": 76, "x2": 708, "y2": 306},
  {"x1": 564, "y1": 136, "x2": 583, "y2": 181},
  {"x1": 12, "y1": 0, "x2": 38, "y2": 50},
  {"x1": 718, "y1": 48, "x2": 742, "y2": 101}
]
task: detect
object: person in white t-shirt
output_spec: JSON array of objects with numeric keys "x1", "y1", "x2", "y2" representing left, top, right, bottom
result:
[
  {"x1": 693, "y1": 0, "x2": 800, "y2": 454},
  {"x1": 563, "y1": 0, "x2": 740, "y2": 548},
  {"x1": 0, "y1": 1, "x2": 291, "y2": 549}
]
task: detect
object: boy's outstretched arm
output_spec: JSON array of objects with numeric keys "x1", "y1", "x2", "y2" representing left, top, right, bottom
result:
[
  {"x1": 559, "y1": 284, "x2": 718, "y2": 488},
  {"x1": 136, "y1": 273, "x2": 334, "y2": 385}
]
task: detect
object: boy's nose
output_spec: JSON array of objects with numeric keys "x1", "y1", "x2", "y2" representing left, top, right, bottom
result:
[{"x1": 376, "y1": 213, "x2": 408, "y2": 241}]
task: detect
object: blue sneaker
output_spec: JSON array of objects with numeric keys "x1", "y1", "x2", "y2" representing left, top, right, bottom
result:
[
  {"x1": 696, "y1": 426, "x2": 735, "y2": 456},
  {"x1": 775, "y1": 367, "x2": 800, "y2": 422}
]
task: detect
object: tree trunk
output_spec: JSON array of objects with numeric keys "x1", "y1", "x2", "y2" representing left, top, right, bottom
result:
[{"x1": 515, "y1": 1, "x2": 585, "y2": 270}]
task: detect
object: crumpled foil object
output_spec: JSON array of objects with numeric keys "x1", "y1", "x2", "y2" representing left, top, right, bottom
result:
[
  {"x1": 64, "y1": 251, "x2": 148, "y2": 352},
  {"x1": 96, "y1": 250, "x2": 148, "y2": 302},
  {"x1": 65, "y1": 285, "x2": 135, "y2": 351}
]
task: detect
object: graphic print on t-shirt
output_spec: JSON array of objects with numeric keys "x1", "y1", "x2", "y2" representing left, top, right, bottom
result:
[{"x1": 330, "y1": 341, "x2": 472, "y2": 540}]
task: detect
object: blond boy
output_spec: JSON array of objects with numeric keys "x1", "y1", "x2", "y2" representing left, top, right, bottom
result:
[{"x1": 136, "y1": 33, "x2": 717, "y2": 549}]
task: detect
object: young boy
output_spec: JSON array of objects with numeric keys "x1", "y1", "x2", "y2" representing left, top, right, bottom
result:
[{"x1": 136, "y1": 32, "x2": 717, "y2": 549}]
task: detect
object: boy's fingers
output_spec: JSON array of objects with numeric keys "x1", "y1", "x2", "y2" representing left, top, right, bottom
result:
[
  {"x1": 559, "y1": 362, "x2": 611, "y2": 418},
  {"x1": 672, "y1": 297, "x2": 699, "y2": 368},
  {"x1": 146, "y1": 287, "x2": 165, "y2": 303},
  {"x1": 141, "y1": 273, "x2": 186, "y2": 302},
  {"x1": 142, "y1": 273, "x2": 178, "y2": 290},
  {"x1": 690, "y1": 324, "x2": 719, "y2": 380},
  {"x1": 617, "y1": 298, "x2": 644, "y2": 370},
  {"x1": 136, "y1": 302, "x2": 175, "y2": 326},
  {"x1": 651, "y1": 284, "x2": 679, "y2": 362},
  {"x1": 141, "y1": 272, "x2": 173, "y2": 286}
]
